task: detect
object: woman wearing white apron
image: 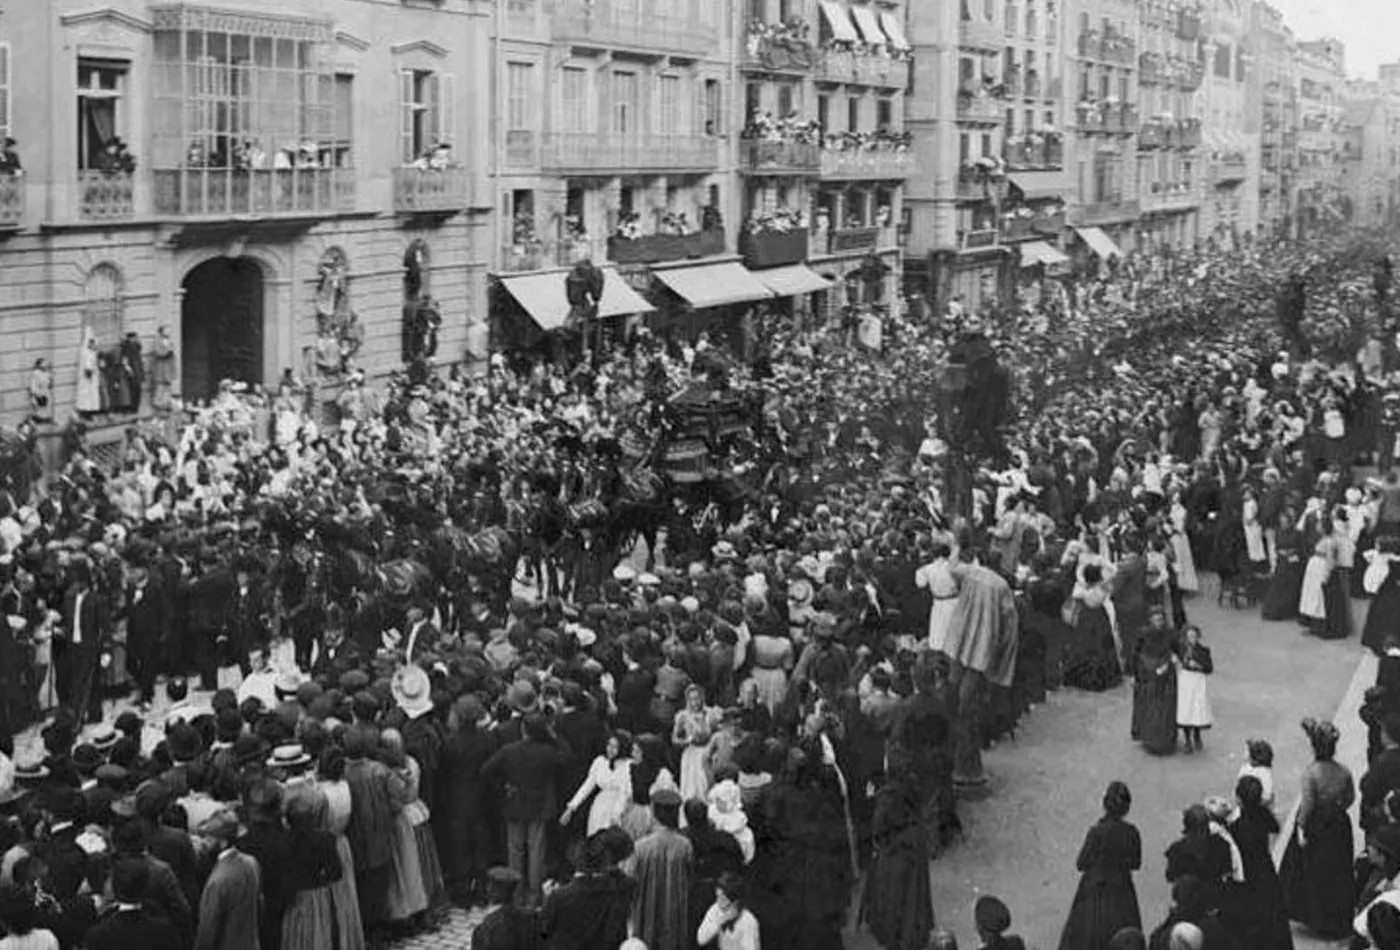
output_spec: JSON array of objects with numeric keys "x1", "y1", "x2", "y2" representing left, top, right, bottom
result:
[{"x1": 1169, "y1": 492, "x2": 1199, "y2": 593}]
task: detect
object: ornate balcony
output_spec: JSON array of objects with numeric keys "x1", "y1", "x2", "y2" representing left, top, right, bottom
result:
[
  {"x1": 816, "y1": 49, "x2": 857, "y2": 84},
  {"x1": 1177, "y1": 120, "x2": 1203, "y2": 149},
  {"x1": 957, "y1": 94, "x2": 1005, "y2": 124},
  {"x1": 956, "y1": 169, "x2": 1006, "y2": 201},
  {"x1": 548, "y1": 0, "x2": 716, "y2": 55},
  {"x1": 0, "y1": 176, "x2": 22, "y2": 230},
  {"x1": 1180, "y1": 61, "x2": 1205, "y2": 91},
  {"x1": 1141, "y1": 183, "x2": 1197, "y2": 213},
  {"x1": 819, "y1": 148, "x2": 915, "y2": 180},
  {"x1": 742, "y1": 35, "x2": 815, "y2": 74},
  {"x1": 153, "y1": 168, "x2": 354, "y2": 218},
  {"x1": 78, "y1": 171, "x2": 135, "y2": 222},
  {"x1": 545, "y1": 134, "x2": 721, "y2": 173},
  {"x1": 739, "y1": 140, "x2": 821, "y2": 175},
  {"x1": 1077, "y1": 31, "x2": 1100, "y2": 59},
  {"x1": 958, "y1": 18, "x2": 1003, "y2": 53},
  {"x1": 1004, "y1": 136, "x2": 1063, "y2": 170},
  {"x1": 607, "y1": 228, "x2": 725, "y2": 264},
  {"x1": 739, "y1": 229, "x2": 808, "y2": 268},
  {"x1": 392, "y1": 166, "x2": 470, "y2": 215}
]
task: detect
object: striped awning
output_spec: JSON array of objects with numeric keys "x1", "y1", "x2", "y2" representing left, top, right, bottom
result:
[
  {"x1": 1073, "y1": 226, "x2": 1122, "y2": 260},
  {"x1": 849, "y1": 3, "x2": 886, "y2": 45},
  {"x1": 653, "y1": 261, "x2": 774, "y2": 309},
  {"x1": 818, "y1": 0, "x2": 860, "y2": 44},
  {"x1": 879, "y1": 10, "x2": 910, "y2": 51},
  {"x1": 752, "y1": 264, "x2": 833, "y2": 297}
]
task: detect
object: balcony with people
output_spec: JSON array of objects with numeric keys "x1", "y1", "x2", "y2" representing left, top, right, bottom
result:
[
  {"x1": 810, "y1": 190, "x2": 897, "y2": 256},
  {"x1": 819, "y1": 129, "x2": 915, "y2": 180},
  {"x1": 743, "y1": 16, "x2": 815, "y2": 73},
  {"x1": 1002, "y1": 129, "x2": 1064, "y2": 171},
  {"x1": 739, "y1": 112, "x2": 823, "y2": 175},
  {"x1": 0, "y1": 140, "x2": 21, "y2": 230},
  {"x1": 738, "y1": 206, "x2": 809, "y2": 267},
  {"x1": 956, "y1": 75, "x2": 1009, "y2": 125},
  {"x1": 542, "y1": 133, "x2": 720, "y2": 174},
  {"x1": 150, "y1": 20, "x2": 358, "y2": 219},
  {"x1": 607, "y1": 205, "x2": 726, "y2": 263}
]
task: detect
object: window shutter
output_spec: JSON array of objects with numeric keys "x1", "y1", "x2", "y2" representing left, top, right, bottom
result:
[
  {"x1": 400, "y1": 69, "x2": 414, "y2": 163},
  {"x1": 440, "y1": 73, "x2": 457, "y2": 148}
]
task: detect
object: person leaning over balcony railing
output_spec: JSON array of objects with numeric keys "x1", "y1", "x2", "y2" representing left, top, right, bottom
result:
[{"x1": 0, "y1": 137, "x2": 21, "y2": 176}]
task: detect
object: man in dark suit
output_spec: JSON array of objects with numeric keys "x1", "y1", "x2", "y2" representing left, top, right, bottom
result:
[
  {"x1": 1361, "y1": 713, "x2": 1400, "y2": 832},
  {"x1": 481, "y1": 713, "x2": 571, "y2": 906},
  {"x1": 309, "y1": 607, "x2": 362, "y2": 684},
  {"x1": 220, "y1": 558, "x2": 265, "y2": 679},
  {"x1": 194, "y1": 811, "x2": 262, "y2": 950},
  {"x1": 56, "y1": 561, "x2": 106, "y2": 724},
  {"x1": 86, "y1": 857, "x2": 185, "y2": 950},
  {"x1": 110, "y1": 817, "x2": 193, "y2": 943},
  {"x1": 124, "y1": 561, "x2": 170, "y2": 709}
]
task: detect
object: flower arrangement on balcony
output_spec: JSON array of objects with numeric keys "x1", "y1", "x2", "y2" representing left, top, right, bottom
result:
[
  {"x1": 742, "y1": 111, "x2": 823, "y2": 144},
  {"x1": 512, "y1": 212, "x2": 542, "y2": 251},
  {"x1": 407, "y1": 142, "x2": 458, "y2": 171},
  {"x1": 745, "y1": 205, "x2": 807, "y2": 234},
  {"x1": 613, "y1": 211, "x2": 643, "y2": 240},
  {"x1": 822, "y1": 129, "x2": 912, "y2": 154},
  {"x1": 0, "y1": 137, "x2": 20, "y2": 177},
  {"x1": 96, "y1": 138, "x2": 137, "y2": 175},
  {"x1": 821, "y1": 35, "x2": 911, "y2": 63},
  {"x1": 1076, "y1": 97, "x2": 1106, "y2": 129}
]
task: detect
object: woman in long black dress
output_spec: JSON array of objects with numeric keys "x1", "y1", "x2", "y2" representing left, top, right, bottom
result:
[
  {"x1": 1228, "y1": 775, "x2": 1293, "y2": 950},
  {"x1": 1279, "y1": 718, "x2": 1356, "y2": 940},
  {"x1": 1164, "y1": 804, "x2": 1234, "y2": 915},
  {"x1": 860, "y1": 753, "x2": 935, "y2": 950},
  {"x1": 1064, "y1": 564, "x2": 1121, "y2": 691},
  {"x1": 1130, "y1": 618, "x2": 1178, "y2": 756},
  {"x1": 1059, "y1": 781, "x2": 1142, "y2": 950},
  {"x1": 1261, "y1": 509, "x2": 1305, "y2": 622}
]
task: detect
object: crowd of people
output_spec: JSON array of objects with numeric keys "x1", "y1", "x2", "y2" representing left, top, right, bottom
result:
[{"x1": 0, "y1": 225, "x2": 1395, "y2": 950}]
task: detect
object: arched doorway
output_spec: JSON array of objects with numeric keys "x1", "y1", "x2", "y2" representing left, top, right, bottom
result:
[{"x1": 181, "y1": 258, "x2": 264, "y2": 402}]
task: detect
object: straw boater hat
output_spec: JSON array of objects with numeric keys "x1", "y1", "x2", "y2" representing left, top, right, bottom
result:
[
  {"x1": 266, "y1": 743, "x2": 313, "y2": 771},
  {"x1": 391, "y1": 665, "x2": 434, "y2": 718}
]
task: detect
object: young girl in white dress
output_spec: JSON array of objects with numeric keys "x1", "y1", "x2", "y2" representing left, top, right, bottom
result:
[
  {"x1": 561, "y1": 732, "x2": 635, "y2": 836},
  {"x1": 1176, "y1": 624, "x2": 1214, "y2": 753}
]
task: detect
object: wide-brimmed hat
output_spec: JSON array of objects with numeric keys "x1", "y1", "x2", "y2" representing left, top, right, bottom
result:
[
  {"x1": 506, "y1": 679, "x2": 538, "y2": 714},
  {"x1": 273, "y1": 670, "x2": 305, "y2": 701},
  {"x1": 391, "y1": 665, "x2": 433, "y2": 717},
  {"x1": 787, "y1": 578, "x2": 814, "y2": 606},
  {"x1": 266, "y1": 743, "x2": 313, "y2": 771},
  {"x1": 712, "y1": 540, "x2": 738, "y2": 562}
]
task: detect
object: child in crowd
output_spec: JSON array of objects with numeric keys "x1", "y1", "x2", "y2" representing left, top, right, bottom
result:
[
  {"x1": 1238, "y1": 739, "x2": 1275, "y2": 812},
  {"x1": 1175, "y1": 625, "x2": 1213, "y2": 754}
]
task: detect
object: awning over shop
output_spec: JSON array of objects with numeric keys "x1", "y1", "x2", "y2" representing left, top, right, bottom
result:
[
  {"x1": 653, "y1": 261, "x2": 775, "y2": 309},
  {"x1": 878, "y1": 11, "x2": 910, "y2": 51},
  {"x1": 500, "y1": 266, "x2": 654, "y2": 331},
  {"x1": 1008, "y1": 174, "x2": 1072, "y2": 202},
  {"x1": 849, "y1": 3, "x2": 886, "y2": 45},
  {"x1": 1073, "y1": 226, "x2": 1122, "y2": 260},
  {"x1": 753, "y1": 264, "x2": 833, "y2": 297},
  {"x1": 818, "y1": 0, "x2": 860, "y2": 44},
  {"x1": 1019, "y1": 241, "x2": 1070, "y2": 269}
]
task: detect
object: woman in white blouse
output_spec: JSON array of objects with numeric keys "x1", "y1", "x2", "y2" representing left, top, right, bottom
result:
[{"x1": 561, "y1": 731, "x2": 634, "y2": 836}]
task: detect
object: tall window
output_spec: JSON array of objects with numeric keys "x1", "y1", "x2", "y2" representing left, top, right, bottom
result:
[
  {"x1": 847, "y1": 96, "x2": 860, "y2": 132},
  {"x1": 0, "y1": 44, "x2": 10, "y2": 144},
  {"x1": 507, "y1": 62, "x2": 533, "y2": 132},
  {"x1": 744, "y1": 83, "x2": 761, "y2": 121},
  {"x1": 818, "y1": 95, "x2": 830, "y2": 133},
  {"x1": 1214, "y1": 42, "x2": 1231, "y2": 78},
  {"x1": 704, "y1": 79, "x2": 722, "y2": 135},
  {"x1": 84, "y1": 264, "x2": 125, "y2": 345},
  {"x1": 561, "y1": 67, "x2": 587, "y2": 133},
  {"x1": 959, "y1": 133, "x2": 970, "y2": 163},
  {"x1": 330, "y1": 73, "x2": 354, "y2": 168},
  {"x1": 78, "y1": 59, "x2": 126, "y2": 170},
  {"x1": 400, "y1": 69, "x2": 455, "y2": 162},
  {"x1": 658, "y1": 75, "x2": 679, "y2": 134},
  {"x1": 612, "y1": 70, "x2": 638, "y2": 134},
  {"x1": 777, "y1": 83, "x2": 794, "y2": 116},
  {"x1": 877, "y1": 97, "x2": 893, "y2": 129},
  {"x1": 1092, "y1": 155, "x2": 1115, "y2": 202}
]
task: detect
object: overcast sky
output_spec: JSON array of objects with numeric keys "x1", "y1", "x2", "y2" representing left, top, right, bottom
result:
[{"x1": 1266, "y1": 0, "x2": 1400, "y2": 79}]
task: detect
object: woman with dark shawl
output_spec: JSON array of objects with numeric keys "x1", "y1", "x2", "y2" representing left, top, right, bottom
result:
[{"x1": 859, "y1": 750, "x2": 935, "y2": 950}]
